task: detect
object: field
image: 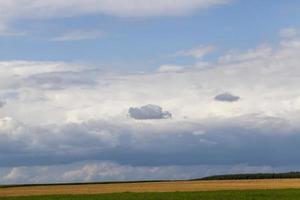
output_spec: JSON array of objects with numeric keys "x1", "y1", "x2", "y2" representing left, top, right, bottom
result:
[
  {"x1": 2, "y1": 179, "x2": 300, "y2": 199},
  {"x1": 1, "y1": 190, "x2": 300, "y2": 200}
]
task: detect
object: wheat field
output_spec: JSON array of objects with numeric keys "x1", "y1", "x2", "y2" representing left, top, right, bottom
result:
[{"x1": 2, "y1": 179, "x2": 300, "y2": 197}]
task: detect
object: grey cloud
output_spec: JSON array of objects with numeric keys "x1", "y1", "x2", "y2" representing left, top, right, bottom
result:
[
  {"x1": 214, "y1": 92, "x2": 240, "y2": 102},
  {"x1": 0, "y1": 101, "x2": 6, "y2": 108},
  {"x1": 129, "y1": 104, "x2": 172, "y2": 120},
  {"x1": 1, "y1": 115, "x2": 300, "y2": 169},
  {"x1": 0, "y1": 119, "x2": 120, "y2": 167},
  {"x1": 24, "y1": 71, "x2": 97, "y2": 90},
  {"x1": 0, "y1": 161, "x2": 288, "y2": 185}
]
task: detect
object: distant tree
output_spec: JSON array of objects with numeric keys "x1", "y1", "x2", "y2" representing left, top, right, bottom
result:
[{"x1": 197, "y1": 172, "x2": 300, "y2": 181}]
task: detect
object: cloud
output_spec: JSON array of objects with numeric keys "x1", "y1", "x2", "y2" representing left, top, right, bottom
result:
[
  {"x1": 0, "y1": 0, "x2": 232, "y2": 39},
  {"x1": 0, "y1": 61, "x2": 85, "y2": 77},
  {"x1": 129, "y1": 104, "x2": 172, "y2": 120},
  {"x1": 218, "y1": 45, "x2": 273, "y2": 63},
  {"x1": 279, "y1": 28, "x2": 298, "y2": 38},
  {"x1": 0, "y1": 28, "x2": 26, "y2": 37},
  {"x1": 52, "y1": 30, "x2": 105, "y2": 41},
  {"x1": 0, "y1": 22, "x2": 26, "y2": 37},
  {"x1": 0, "y1": 0, "x2": 231, "y2": 28},
  {"x1": 0, "y1": 101, "x2": 6, "y2": 108},
  {"x1": 1, "y1": 161, "x2": 286, "y2": 185},
  {"x1": 214, "y1": 92, "x2": 240, "y2": 102},
  {"x1": 24, "y1": 71, "x2": 97, "y2": 90},
  {"x1": 0, "y1": 114, "x2": 298, "y2": 169},
  {"x1": 2, "y1": 33, "x2": 300, "y2": 183},
  {"x1": 157, "y1": 65, "x2": 185, "y2": 73},
  {"x1": 175, "y1": 45, "x2": 215, "y2": 59}
]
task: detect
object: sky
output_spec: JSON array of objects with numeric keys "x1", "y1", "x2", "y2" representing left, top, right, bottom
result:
[{"x1": 1, "y1": 0, "x2": 300, "y2": 184}]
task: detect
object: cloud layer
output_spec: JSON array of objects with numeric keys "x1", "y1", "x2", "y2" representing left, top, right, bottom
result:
[
  {"x1": 1, "y1": 34, "x2": 300, "y2": 183},
  {"x1": 2, "y1": 160, "x2": 290, "y2": 185},
  {"x1": 0, "y1": 0, "x2": 230, "y2": 30}
]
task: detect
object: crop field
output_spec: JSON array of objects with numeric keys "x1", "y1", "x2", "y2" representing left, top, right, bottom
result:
[
  {"x1": 1, "y1": 190, "x2": 300, "y2": 200},
  {"x1": 2, "y1": 179, "x2": 300, "y2": 198}
]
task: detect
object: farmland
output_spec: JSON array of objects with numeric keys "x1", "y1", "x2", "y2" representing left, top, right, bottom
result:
[
  {"x1": 1, "y1": 189, "x2": 300, "y2": 200},
  {"x1": 2, "y1": 179, "x2": 300, "y2": 198}
]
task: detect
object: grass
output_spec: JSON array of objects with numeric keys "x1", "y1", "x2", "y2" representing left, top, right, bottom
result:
[{"x1": 2, "y1": 189, "x2": 300, "y2": 200}]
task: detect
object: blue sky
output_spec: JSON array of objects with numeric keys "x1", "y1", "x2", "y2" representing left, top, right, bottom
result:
[
  {"x1": 1, "y1": 0, "x2": 300, "y2": 184},
  {"x1": 1, "y1": 0, "x2": 300, "y2": 70}
]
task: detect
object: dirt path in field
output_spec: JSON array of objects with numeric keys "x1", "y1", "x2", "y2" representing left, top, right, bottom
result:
[{"x1": 1, "y1": 179, "x2": 300, "y2": 197}]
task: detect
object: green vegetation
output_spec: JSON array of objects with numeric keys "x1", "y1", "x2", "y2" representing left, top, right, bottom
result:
[
  {"x1": 0, "y1": 180, "x2": 172, "y2": 189},
  {"x1": 2, "y1": 190, "x2": 300, "y2": 200},
  {"x1": 200, "y1": 172, "x2": 300, "y2": 180}
]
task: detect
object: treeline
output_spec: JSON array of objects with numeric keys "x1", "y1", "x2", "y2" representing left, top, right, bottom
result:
[{"x1": 199, "y1": 172, "x2": 300, "y2": 180}]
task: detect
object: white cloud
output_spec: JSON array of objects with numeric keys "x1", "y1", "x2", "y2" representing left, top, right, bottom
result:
[
  {"x1": 157, "y1": 64, "x2": 185, "y2": 73},
  {"x1": 218, "y1": 44, "x2": 273, "y2": 63},
  {"x1": 1, "y1": 37, "x2": 300, "y2": 126},
  {"x1": 0, "y1": 0, "x2": 231, "y2": 27},
  {"x1": 279, "y1": 28, "x2": 298, "y2": 38},
  {"x1": 52, "y1": 30, "x2": 105, "y2": 41},
  {"x1": 175, "y1": 45, "x2": 216, "y2": 59},
  {"x1": 0, "y1": 0, "x2": 232, "y2": 38},
  {"x1": 0, "y1": 117, "x2": 28, "y2": 140},
  {"x1": 2, "y1": 34, "x2": 300, "y2": 183},
  {"x1": 0, "y1": 61, "x2": 85, "y2": 77}
]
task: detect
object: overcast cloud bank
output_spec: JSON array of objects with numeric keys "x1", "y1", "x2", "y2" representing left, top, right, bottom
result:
[{"x1": 1, "y1": 33, "x2": 300, "y2": 183}]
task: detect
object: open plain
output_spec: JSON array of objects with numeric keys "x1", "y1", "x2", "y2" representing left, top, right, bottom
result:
[{"x1": 2, "y1": 179, "x2": 300, "y2": 197}]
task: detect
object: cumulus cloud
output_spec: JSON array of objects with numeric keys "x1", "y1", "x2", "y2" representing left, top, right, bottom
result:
[
  {"x1": 2, "y1": 33, "x2": 300, "y2": 183},
  {"x1": 129, "y1": 104, "x2": 172, "y2": 120},
  {"x1": 214, "y1": 92, "x2": 240, "y2": 102}
]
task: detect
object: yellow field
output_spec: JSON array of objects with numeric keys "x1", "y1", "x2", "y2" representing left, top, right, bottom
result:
[{"x1": 2, "y1": 179, "x2": 300, "y2": 197}]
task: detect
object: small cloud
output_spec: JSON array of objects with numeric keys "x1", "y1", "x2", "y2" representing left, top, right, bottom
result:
[
  {"x1": 157, "y1": 64, "x2": 185, "y2": 73},
  {"x1": 52, "y1": 30, "x2": 105, "y2": 41},
  {"x1": 218, "y1": 45, "x2": 272, "y2": 63},
  {"x1": 175, "y1": 45, "x2": 215, "y2": 59},
  {"x1": 192, "y1": 130, "x2": 206, "y2": 136},
  {"x1": 3, "y1": 168, "x2": 28, "y2": 182},
  {"x1": 129, "y1": 104, "x2": 172, "y2": 120},
  {"x1": 0, "y1": 24, "x2": 27, "y2": 37},
  {"x1": 279, "y1": 28, "x2": 298, "y2": 38},
  {"x1": 214, "y1": 92, "x2": 240, "y2": 102}
]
